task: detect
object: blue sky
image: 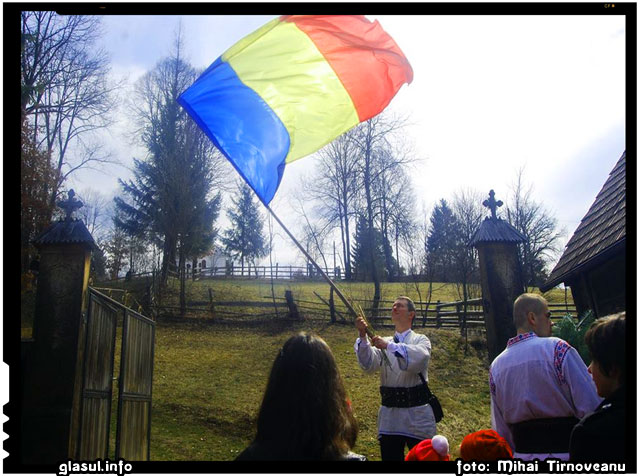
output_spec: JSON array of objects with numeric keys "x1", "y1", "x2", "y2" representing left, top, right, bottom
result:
[{"x1": 68, "y1": 13, "x2": 627, "y2": 267}]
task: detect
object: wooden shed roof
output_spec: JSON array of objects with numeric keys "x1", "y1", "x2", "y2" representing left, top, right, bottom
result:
[{"x1": 541, "y1": 151, "x2": 626, "y2": 291}]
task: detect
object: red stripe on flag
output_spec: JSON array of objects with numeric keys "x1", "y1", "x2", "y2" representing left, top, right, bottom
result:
[{"x1": 282, "y1": 15, "x2": 413, "y2": 122}]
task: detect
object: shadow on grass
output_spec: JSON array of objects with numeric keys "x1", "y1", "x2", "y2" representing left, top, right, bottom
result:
[
  {"x1": 155, "y1": 401, "x2": 256, "y2": 439},
  {"x1": 156, "y1": 316, "x2": 354, "y2": 338}
]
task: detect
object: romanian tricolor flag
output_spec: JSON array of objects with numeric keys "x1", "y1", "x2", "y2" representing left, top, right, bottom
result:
[{"x1": 178, "y1": 15, "x2": 413, "y2": 205}]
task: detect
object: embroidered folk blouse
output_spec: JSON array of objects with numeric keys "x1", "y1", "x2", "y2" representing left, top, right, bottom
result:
[
  {"x1": 489, "y1": 332, "x2": 601, "y2": 461},
  {"x1": 355, "y1": 329, "x2": 436, "y2": 440}
]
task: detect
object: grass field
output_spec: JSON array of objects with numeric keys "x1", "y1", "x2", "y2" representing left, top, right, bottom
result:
[
  {"x1": 21, "y1": 277, "x2": 573, "y2": 461},
  {"x1": 143, "y1": 319, "x2": 492, "y2": 461},
  {"x1": 100, "y1": 277, "x2": 570, "y2": 460},
  {"x1": 93, "y1": 275, "x2": 571, "y2": 322}
]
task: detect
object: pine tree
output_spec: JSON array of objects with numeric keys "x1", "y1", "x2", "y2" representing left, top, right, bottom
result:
[
  {"x1": 114, "y1": 35, "x2": 224, "y2": 293},
  {"x1": 351, "y1": 214, "x2": 386, "y2": 282},
  {"x1": 103, "y1": 223, "x2": 129, "y2": 280},
  {"x1": 90, "y1": 243, "x2": 108, "y2": 282},
  {"x1": 425, "y1": 199, "x2": 463, "y2": 283},
  {"x1": 221, "y1": 183, "x2": 268, "y2": 275}
]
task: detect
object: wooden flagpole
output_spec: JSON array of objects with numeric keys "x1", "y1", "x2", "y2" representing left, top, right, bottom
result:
[
  {"x1": 265, "y1": 204, "x2": 383, "y2": 344},
  {"x1": 266, "y1": 204, "x2": 357, "y2": 316}
]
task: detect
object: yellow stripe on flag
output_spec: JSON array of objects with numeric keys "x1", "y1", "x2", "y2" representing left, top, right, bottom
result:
[{"x1": 224, "y1": 20, "x2": 359, "y2": 163}]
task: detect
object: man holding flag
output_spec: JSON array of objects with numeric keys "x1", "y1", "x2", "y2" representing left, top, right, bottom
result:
[
  {"x1": 179, "y1": 19, "x2": 420, "y2": 460},
  {"x1": 355, "y1": 296, "x2": 436, "y2": 460}
]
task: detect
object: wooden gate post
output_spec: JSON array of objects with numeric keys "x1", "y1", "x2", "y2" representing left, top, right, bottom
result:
[
  {"x1": 285, "y1": 290, "x2": 300, "y2": 320},
  {"x1": 329, "y1": 287, "x2": 336, "y2": 323},
  {"x1": 21, "y1": 191, "x2": 97, "y2": 464},
  {"x1": 208, "y1": 288, "x2": 216, "y2": 319},
  {"x1": 470, "y1": 190, "x2": 526, "y2": 363}
]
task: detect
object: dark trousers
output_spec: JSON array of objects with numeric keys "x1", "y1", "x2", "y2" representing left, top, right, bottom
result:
[{"x1": 379, "y1": 434, "x2": 423, "y2": 461}]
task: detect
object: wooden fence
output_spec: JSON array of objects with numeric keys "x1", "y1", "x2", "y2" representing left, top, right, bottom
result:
[
  {"x1": 102, "y1": 264, "x2": 344, "y2": 283},
  {"x1": 547, "y1": 302, "x2": 579, "y2": 320},
  {"x1": 96, "y1": 283, "x2": 577, "y2": 330},
  {"x1": 189, "y1": 263, "x2": 343, "y2": 281}
]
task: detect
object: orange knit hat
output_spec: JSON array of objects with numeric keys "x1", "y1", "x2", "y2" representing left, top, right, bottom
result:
[
  {"x1": 405, "y1": 435, "x2": 450, "y2": 461},
  {"x1": 459, "y1": 430, "x2": 513, "y2": 461}
]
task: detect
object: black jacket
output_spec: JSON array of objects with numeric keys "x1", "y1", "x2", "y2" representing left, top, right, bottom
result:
[{"x1": 569, "y1": 386, "x2": 626, "y2": 462}]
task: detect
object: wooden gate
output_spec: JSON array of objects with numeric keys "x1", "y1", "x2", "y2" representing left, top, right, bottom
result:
[
  {"x1": 75, "y1": 287, "x2": 155, "y2": 460},
  {"x1": 76, "y1": 288, "x2": 118, "y2": 459},
  {"x1": 116, "y1": 307, "x2": 155, "y2": 460}
]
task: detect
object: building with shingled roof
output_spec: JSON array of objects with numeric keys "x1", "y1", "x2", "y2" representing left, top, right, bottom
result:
[{"x1": 540, "y1": 151, "x2": 626, "y2": 318}]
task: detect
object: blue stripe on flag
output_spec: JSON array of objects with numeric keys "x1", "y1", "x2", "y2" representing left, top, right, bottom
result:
[{"x1": 178, "y1": 57, "x2": 289, "y2": 204}]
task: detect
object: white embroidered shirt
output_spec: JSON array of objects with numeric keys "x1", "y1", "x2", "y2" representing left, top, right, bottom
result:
[
  {"x1": 355, "y1": 329, "x2": 435, "y2": 439},
  {"x1": 489, "y1": 332, "x2": 601, "y2": 461}
]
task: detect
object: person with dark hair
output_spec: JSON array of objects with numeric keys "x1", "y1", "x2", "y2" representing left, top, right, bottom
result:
[
  {"x1": 354, "y1": 296, "x2": 436, "y2": 461},
  {"x1": 489, "y1": 293, "x2": 601, "y2": 460},
  {"x1": 236, "y1": 332, "x2": 366, "y2": 461},
  {"x1": 570, "y1": 312, "x2": 626, "y2": 462}
]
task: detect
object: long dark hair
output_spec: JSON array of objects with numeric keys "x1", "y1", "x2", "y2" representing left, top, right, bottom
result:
[{"x1": 253, "y1": 332, "x2": 358, "y2": 460}]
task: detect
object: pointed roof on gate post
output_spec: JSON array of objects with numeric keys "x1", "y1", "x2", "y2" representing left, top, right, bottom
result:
[
  {"x1": 33, "y1": 189, "x2": 97, "y2": 250},
  {"x1": 469, "y1": 190, "x2": 526, "y2": 246}
]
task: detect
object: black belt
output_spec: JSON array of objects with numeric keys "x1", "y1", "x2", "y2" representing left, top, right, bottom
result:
[
  {"x1": 380, "y1": 384, "x2": 429, "y2": 408},
  {"x1": 510, "y1": 417, "x2": 579, "y2": 453}
]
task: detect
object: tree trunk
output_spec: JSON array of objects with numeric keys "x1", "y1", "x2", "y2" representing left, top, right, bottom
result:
[
  {"x1": 179, "y1": 244, "x2": 186, "y2": 317},
  {"x1": 363, "y1": 124, "x2": 380, "y2": 316},
  {"x1": 341, "y1": 182, "x2": 353, "y2": 280},
  {"x1": 381, "y1": 194, "x2": 394, "y2": 281},
  {"x1": 339, "y1": 208, "x2": 348, "y2": 279},
  {"x1": 159, "y1": 235, "x2": 175, "y2": 289},
  {"x1": 395, "y1": 228, "x2": 401, "y2": 277},
  {"x1": 329, "y1": 286, "x2": 336, "y2": 324},
  {"x1": 344, "y1": 212, "x2": 352, "y2": 280}
]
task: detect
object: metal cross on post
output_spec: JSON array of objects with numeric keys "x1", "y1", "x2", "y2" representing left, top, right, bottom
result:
[
  {"x1": 57, "y1": 189, "x2": 83, "y2": 220},
  {"x1": 482, "y1": 189, "x2": 503, "y2": 219}
]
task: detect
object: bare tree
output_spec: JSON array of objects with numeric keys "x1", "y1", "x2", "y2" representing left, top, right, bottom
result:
[
  {"x1": 373, "y1": 145, "x2": 416, "y2": 280},
  {"x1": 351, "y1": 113, "x2": 412, "y2": 312},
  {"x1": 450, "y1": 188, "x2": 485, "y2": 336},
  {"x1": 451, "y1": 187, "x2": 485, "y2": 301},
  {"x1": 76, "y1": 188, "x2": 112, "y2": 241},
  {"x1": 21, "y1": 12, "x2": 121, "y2": 211},
  {"x1": 21, "y1": 110, "x2": 58, "y2": 272},
  {"x1": 506, "y1": 168, "x2": 566, "y2": 289},
  {"x1": 293, "y1": 198, "x2": 332, "y2": 272},
  {"x1": 305, "y1": 131, "x2": 360, "y2": 279},
  {"x1": 402, "y1": 204, "x2": 431, "y2": 326}
]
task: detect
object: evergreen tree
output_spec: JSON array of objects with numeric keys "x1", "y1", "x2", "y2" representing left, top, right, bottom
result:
[
  {"x1": 103, "y1": 223, "x2": 129, "y2": 280},
  {"x1": 114, "y1": 33, "x2": 225, "y2": 292},
  {"x1": 351, "y1": 214, "x2": 386, "y2": 282},
  {"x1": 425, "y1": 199, "x2": 462, "y2": 283},
  {"x1": 221, "y1": 183, "x2": 268, "y2": 275},
  {"x1": 90, "y1": 243, "x2": 108, "y2": 282}
]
